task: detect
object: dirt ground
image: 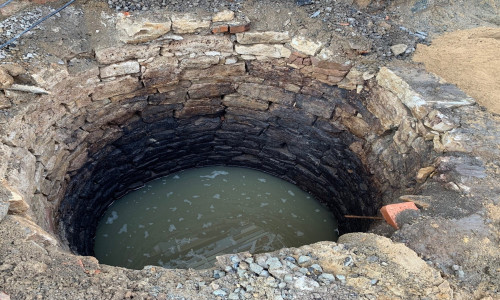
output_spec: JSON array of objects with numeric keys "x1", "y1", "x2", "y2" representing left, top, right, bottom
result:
[{"x1": 413, "y1": 27, "x2": 500, "y2": 115}]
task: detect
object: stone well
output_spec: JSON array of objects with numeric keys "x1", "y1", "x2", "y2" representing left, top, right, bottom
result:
[{"x1": 0, "y1": 6, "x2": 499, "y2": 300}]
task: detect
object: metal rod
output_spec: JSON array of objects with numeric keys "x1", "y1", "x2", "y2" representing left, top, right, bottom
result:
[
  {"x1": 0, "y1": 0, "x2": 76, "y2": 50},
  {"x1": 344, "y1": 215, "x2": 384, "y2": 220},
  {"x1": 0, "y1": 0, "x2": 14, "y2": 9}
]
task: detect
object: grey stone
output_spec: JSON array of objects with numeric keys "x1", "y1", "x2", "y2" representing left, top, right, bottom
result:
[
  {"x1": 298, "y1": 255, "x2": 311, "y2": 265},
  {"x1": 294, "y1": 276, "x2": 320, "y2": 291},
  {"x1": 237, "y1": 268, "x2": 247, "y2": 278},
  {"x1": 213, "y1": 270, "x2": 226, "y2": 279},
  {"x1": 318, "y1": 273, "x2": 335, "y2": 283},
  {"x1": 213, "y1": 289, "x2": 227, "y2": 297},
  {"x1": 285, "y1": 261, "x2": 298, "y2": 270},
  {"x1": 390, "y1": 44, "x2": 408, "y2": 56},
  {"x1": 255, "y1": 255, "x2": 268, "y2": 268},
  {"x1": 230, "y1": 255, "x2": 241, "y2": 264},
  {"x1": 249, "y1": 263, "x2": 264, "y2": 274},
  {"x1": 310, "y1": 264, "x2": 323, "y2": 273},
  {"x1": 343, "y1": 256, "x2": 353, "y2": 267},
  {"x1": 336, "y1": 275, "x2": 346, "y2": 283},
  {"x1": 228, "y1": 292, "x2": 239, "y2": 300},
  {"x1": 284, "y1": 274, "x2": 293, "y2": 282},
  {"x1": 266, "y1": 257, "x2": 282, "y2": 270}
]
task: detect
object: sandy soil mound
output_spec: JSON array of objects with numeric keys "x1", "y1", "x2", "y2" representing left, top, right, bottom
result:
[{"x1": 413, "y1": 27, "x2": 500, "y2": 115}]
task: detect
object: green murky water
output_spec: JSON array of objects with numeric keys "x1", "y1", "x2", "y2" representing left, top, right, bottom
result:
[{"x1": 94, "y1": 166, "x2": 338, "y2": 270}]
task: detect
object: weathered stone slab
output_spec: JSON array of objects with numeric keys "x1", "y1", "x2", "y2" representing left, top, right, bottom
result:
[
  {"x1": 100, "y1": 61, "x2": 140, "y2": 78},
  {"x1": 423, "y1": 110, "x2": 458, "y2": 132},
  {"x1": 188, "y1": 82, "x2": 236, "y2": 99},
  {"x1": 295, "y1": 94, "x2": 334, "y2": 119},
  {"x1": 212, "y1": 10, "x2": 235, "y2": 22},
  {"x1": 222, "y1": 94, "x2": 269, "y2": 111},
  {"x1": 162, "y1": 35, "x2": 233, "y2": 55},
  {"x1": 1, "y1": 180, "x2": 29, "y2": 215},
  {"x1": 116, "y1": 18, "x2": 171, "y2": 44},
  {"x1": 393, "y1": 116, "x2": 419, "y2": 154},
  {"x1": 141, "y1": 56, "x2": 180, "y2": 87},
  {"x1": 238, "y1": 83, "x2": 295, "y2": 105},
  {"x1": 92, "y1": 76, "x2": 142, "y2": 100},
  {"x1": 171, "y1": 14, "x2": 211, "y2": 34},
  {"x1": 180, "y1": 56, "x2": 220, "y2": 69},
  {"x1": 367, "y1": 87, "x2": 408, "y2": 131},
  {"x1": 235, "y1": 44, "x2": 290, "y2": 59},
  {"x1": 175, "y1": 98, "x2": 224, "y2": 118},
  {"x1": 377, "y1": 67, "x2": 475, "y2": 119},
  {"x1": 95, "y1": 45, "x2": 160, "y2": 64},
  {"x1": 236, "y1": 31, "x2": 290, "y2": 44},
  {"x1": 291, "y1": 36, "x2": 323, "y2": 56},
  {"x1": 181, "y1": 63, "x2": 246, "y2": 80},
  {"x1": 335, "y1": 108, "x2": 371, "y2": 138},
  {"x1": 247, "y1": 60, "x2": 306, "y2": 86}
]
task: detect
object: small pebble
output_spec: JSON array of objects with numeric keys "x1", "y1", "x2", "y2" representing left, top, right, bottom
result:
[
  {"x1": 318, "y1": 273, "x2": 335, "y2": 283},
  {"x1": 298, "y1": 255, "x2": 311, "y2": 265},
  {"x1": 249, "y1": 263, "x2": 264, "y2": 275},
  {"x1": 344, "y1": 256, "x2": 353, "y2": 267},
  {"x1": 214, "y1": 289, "x2": 227, "y2": 297},
  {"x1": 228, "y1": 292, "x2": 239, "y2": 300},
  {"x1": 310, "y1": 264, "x2": 322, "y2": 273}
]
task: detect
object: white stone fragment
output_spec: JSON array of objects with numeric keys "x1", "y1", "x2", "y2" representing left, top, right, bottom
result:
[
  {"x1": 171, "y1": 14, "x2": 211, "y2": 34},
  {"x1": 236, "y1": 31, "x2": 290, "y2": 44},
  {"x1": 100, "y1": 61, "x2": 140, "y2": 78},
  {"x1": 212, "y1": 10, "x2": 235, "y2": 22},
  {"x1": 290, "y1": 36, "x2": 323, "y2": 56},
  {"x1": 235, "y1": 44, "x2": 290, "y2": 58}
]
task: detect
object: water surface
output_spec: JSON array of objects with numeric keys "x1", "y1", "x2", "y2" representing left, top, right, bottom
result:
[{"x1": 94, "y1": 166, "x2": 338, "y2": 270}]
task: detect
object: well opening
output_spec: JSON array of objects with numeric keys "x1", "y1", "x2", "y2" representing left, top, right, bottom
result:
[{"x1": 56, "y1": 79, "x2": 378, "y2": 257}]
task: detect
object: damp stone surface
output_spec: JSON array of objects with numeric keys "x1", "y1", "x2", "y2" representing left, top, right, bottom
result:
[{"x1": 94, "y1": 166, "x2": 338, "y2": 270}]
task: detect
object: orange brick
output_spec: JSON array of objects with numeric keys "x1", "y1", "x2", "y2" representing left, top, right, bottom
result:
[
  {"x1": 212, "y1": 25, "x2": 229, "y2": 34},
  {"x1": 381, "y1": 202, "x2": 419, "y2": 229}
]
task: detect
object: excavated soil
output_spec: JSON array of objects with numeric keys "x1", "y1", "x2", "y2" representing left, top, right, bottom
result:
[{"x1": 413, "y1": 27, "x2": 500, "y2": 115}]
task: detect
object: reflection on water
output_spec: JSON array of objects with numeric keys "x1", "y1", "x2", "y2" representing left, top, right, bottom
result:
[{"x1": 94, "y1": 166, "x2": 338, "y2": 270}]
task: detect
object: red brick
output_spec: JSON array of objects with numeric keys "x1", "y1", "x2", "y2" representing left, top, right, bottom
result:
[
  {"x1": 381, "y1": 202, "x2": 419, "y2": 229},
  {"x1": 212, "y1": 25, "x2": 229, "y2": 34},
  {"x1": 229, "y1": 23, "x2": 251, "y2": 33}
]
